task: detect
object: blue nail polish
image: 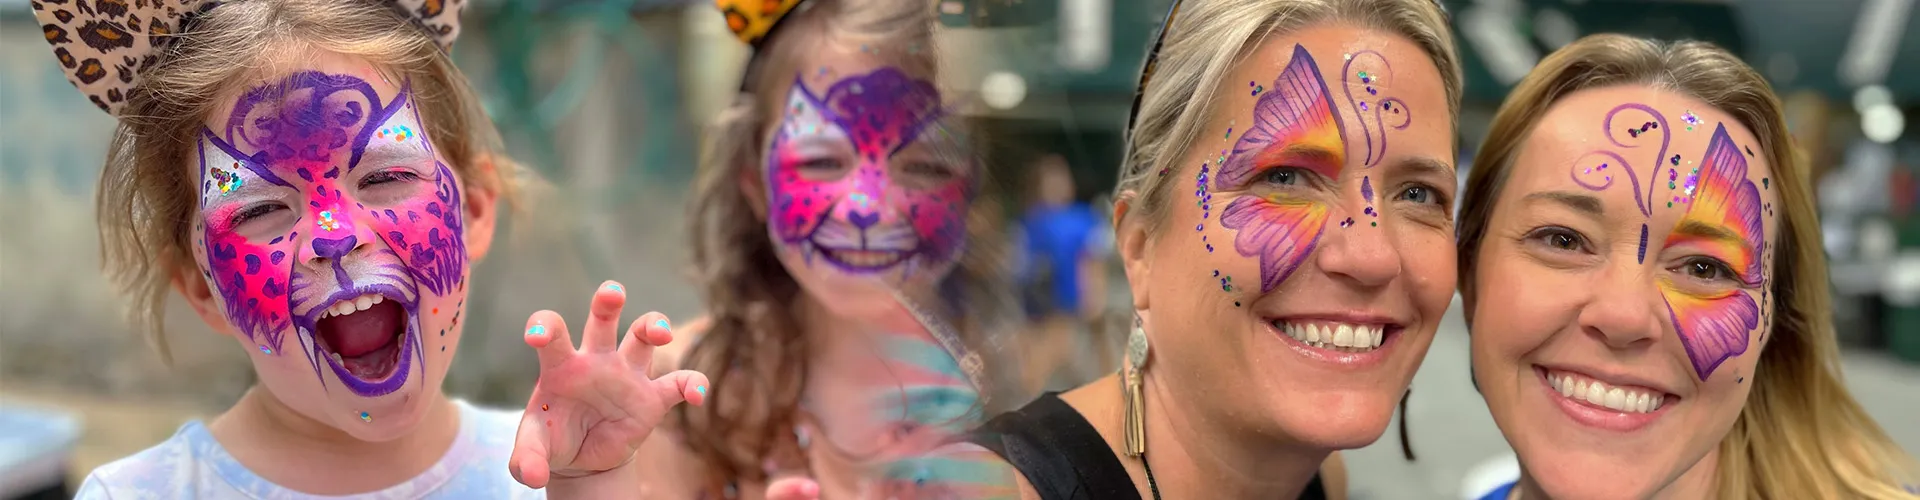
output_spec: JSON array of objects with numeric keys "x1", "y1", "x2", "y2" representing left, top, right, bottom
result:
[
  {"x1": 528, "y1": 325, "x2": 546, "y2": 336},
  {"x1": 608, "y1": 284, "x2": 622, "y2": 292},
  {"x1": 656, "y1": 319, "x2": 670, "y2": 329},
  {"x1": 696, "y1": 385, "x2": 707, "y2": 395}
]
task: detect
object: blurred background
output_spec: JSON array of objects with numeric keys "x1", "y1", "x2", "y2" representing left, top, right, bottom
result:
[{"x1": 1, "y1": 0, "x2": 1916, "y2": 498}]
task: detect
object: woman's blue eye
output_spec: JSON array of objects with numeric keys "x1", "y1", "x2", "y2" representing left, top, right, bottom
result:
[
  {"x1": 1404, "y1": 186, "x2": 1430, "y2": 203},
  {"x1": 1261, "y1": 168, "x2": 1299, "y2": 186}
]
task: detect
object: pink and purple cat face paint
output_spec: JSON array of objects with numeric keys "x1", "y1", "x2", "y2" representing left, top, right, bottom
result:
[
  {"x1": 194, "y1": 70, "x2": 469, "y2": 400},
  {"x1": 765, "y1": 67, "x2": 971, "y2": 285}
]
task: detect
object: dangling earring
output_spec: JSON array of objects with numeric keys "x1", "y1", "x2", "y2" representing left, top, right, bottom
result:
[{"x1": 1123, "y1": 316, "x2": 1150, "y2": 457}]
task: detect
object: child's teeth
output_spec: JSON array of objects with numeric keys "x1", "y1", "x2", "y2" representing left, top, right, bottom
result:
[
  {"x1": 354, "y1": 295, "x2": 374, "y2": 311},
  {"x1": 331, "y1": 352, "x2": 344, "y2": 364},
  {"x1": 1549, "y1": 370, "x2": 1665, "y2": 413}
]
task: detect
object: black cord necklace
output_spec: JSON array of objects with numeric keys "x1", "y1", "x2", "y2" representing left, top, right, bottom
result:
[{"x1": 1140, "y1": 452, "x2": 1163, "y2": 500}]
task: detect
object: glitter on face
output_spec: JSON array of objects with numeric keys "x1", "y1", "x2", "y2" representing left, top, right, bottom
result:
[
  {"x1": 1358, "y1": 71, "x2": 1371, "y2": 83},
  {"x1": 316, "y1": 209, "x2": 341, "y2": 232},
  {"x1": 375, "y1": 126, "x2": 413, "y2": 142},
  {"x1": 542, "y1": 404, "x2": 549, "y2": 411},
  {"x1": 1626, "y1": 120, "x2": 1659, "y2": 138},
  {"x1": 213, "y1": 165, "x2": 243, "y2": 194},
  {"x1": 1681, "y1": 110, "x2": 1701, "y2": 130},
  {"x1": 360, "y1": 411, "x2": 372, "y2": 422},
  {"x1": 259, "y1": 345, "x2": 273, "y2": 355}
]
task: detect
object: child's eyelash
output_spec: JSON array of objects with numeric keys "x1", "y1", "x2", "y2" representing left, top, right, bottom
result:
[{"x1": 230, "y1": 203, "x2": 284, "y2": 227}]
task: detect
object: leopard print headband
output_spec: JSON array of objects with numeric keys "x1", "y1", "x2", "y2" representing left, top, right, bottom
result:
[{"x1": 30, "y1": 0, "x2": 465, "y2": 116}]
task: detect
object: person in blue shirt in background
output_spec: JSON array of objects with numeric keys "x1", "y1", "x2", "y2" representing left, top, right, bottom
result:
[{"x1": 1012, "y1": 154, "x2": 1115, "y2": 393}]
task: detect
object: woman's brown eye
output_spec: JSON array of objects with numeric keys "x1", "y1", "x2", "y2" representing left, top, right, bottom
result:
[
  {"x1": 1688, "y1": 261, "x2": 1719, "y2": 280},
  {"x1": 1549, "y1": 233, "x2": 1577, "y2": 250}
]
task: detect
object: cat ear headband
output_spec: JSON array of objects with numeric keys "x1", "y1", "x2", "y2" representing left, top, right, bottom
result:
[
  {"x1": 716, "y1": 0, "x2": 806, "y2": 47},
  {"x1": 30, "y1": 0, "x2": 466, "y2": 116}
]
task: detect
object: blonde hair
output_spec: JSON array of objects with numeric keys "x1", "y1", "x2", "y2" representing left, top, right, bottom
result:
[
  {"x1": 1113, "y1": 0, "x2": 1460, "y2": 234},
  {"x1": 1456, "y1": 34, "x2": 1920, "y2": 498},
  {"x1": 680, "y1": 0, "x2": 1015, "y2": 487},
  {"x1": 98, "y1": 0, "x2": 523, "y2": 363}
]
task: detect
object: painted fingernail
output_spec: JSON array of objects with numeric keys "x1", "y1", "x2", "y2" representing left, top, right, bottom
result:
[
  {"x1": 695, "y1": 385, "x2": 707, "y2": 395},
  {"x1": 607, "y1": 283, "x2": 623, "y2": 292},
  {"x1": 655, "y1": 319, "x2": 670, "y2": 330},
  {"x1": 528, "y1": 324, "x2": 547, "y2": 336}
]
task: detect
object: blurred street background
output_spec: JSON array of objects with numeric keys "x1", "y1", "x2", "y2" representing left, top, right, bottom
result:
[{"x1": 2, "y1": 0, "x2": 1917, "y2": 498}]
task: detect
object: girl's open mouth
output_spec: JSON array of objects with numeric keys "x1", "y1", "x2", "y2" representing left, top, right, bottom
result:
[{"x1": 314, "y1": 294, "x2": 406, "y2": 383}]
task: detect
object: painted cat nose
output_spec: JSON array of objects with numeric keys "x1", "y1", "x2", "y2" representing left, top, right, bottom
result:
[
  {"x1": 312, "y1": 235, "x2": 358, "y2": 261},
  {"x1": 849, "y1": 210, "x2": 881, "y2": 230}
]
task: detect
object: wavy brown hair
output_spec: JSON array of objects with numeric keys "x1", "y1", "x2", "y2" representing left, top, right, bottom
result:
[
  {"x1": 1457, "y1": 34, "x2": 1920, "y2": 498},
  {"x1": 679, "y1": 0, "x2": 1017, "y2": 488},
  {"x1": 97, "y1": 0, "x2": 522, "y2": 363}
]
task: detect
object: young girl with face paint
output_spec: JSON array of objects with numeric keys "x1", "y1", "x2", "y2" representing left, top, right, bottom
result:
[
  {"x1": 1456, "y1": 34, "x2": 1920, "y2": 500},
  {"x1": 507, "y1": 0, "x2": 1021, "y2": 498},
  {"x1": 812, "y1": 1, "x2": 1465, "y2": 499},
  {"x1": 40, "y1": 0, "x2": 703, "y2": 497}
]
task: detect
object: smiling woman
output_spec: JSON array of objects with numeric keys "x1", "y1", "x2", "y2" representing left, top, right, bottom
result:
[
  {"x1": 883, "y1": 0, "x2": 1465, "y2": 499},
  {"x1": 1457, "y1": 34, "x2": 1920, "y2": 500}
]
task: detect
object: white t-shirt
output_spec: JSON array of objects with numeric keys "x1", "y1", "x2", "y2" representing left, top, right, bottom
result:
[{"x1": 74, "y1": 399, "x2": 542, "y2": 500}]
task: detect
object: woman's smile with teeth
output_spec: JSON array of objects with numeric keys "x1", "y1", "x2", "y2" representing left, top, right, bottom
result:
[
  {"x1": 1548, "y1": 369, "x2": 1669, "y2": 414},
  {"x1": 1278, "y1": 321, "x2": 1385, "y2": 352}
]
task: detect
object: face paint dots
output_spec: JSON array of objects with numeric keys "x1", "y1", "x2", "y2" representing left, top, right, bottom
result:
[
  {"x1": 375, "y1": 126, "x2": 413, "y2": 142},
  {"x1": 1340, "y1": 217, "x2": 1354, "y2": 228},
  {"x1": 1627, "y1": 121, "x2": 1658, "y2": 138},
  {"x1": 1680, "y1": 111, "x2": 1701, "y2": 131},
  {"x1": 1762, "y1": 177, "x2": 1769, "y2": 190},
  {"x1": 213, "y1": 164, "x2": 243, "y2": 194},
  {"x1": 1670, "y1": 154, "x2": 1682, "y2": 166},
  {"x1": 360, "y1": 411, "x2": 372, "y2": 422},
  {"x1": 1670, "y1": 168, "x2": 1701, "y2": 206},
  {"x1": 1196, "y1": 162, "x2": 1213, "y2": 222},
  {"x1": 317, "y1": 209, "x2": 341, "y2": 232},
  {"x1": 1219, "y1": 275, "x2": 1234, "y2": 292},
  {"x1": 1249, "y1": 80, "x2": 1263, "y2": 96}
]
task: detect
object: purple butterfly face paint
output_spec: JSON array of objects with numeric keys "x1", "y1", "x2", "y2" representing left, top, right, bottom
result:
[
  {"x1": 1215, "y1": 44, "x2": 1347, "y2": 294},
  {"x1": 1558, "y1": 101, "x2": 1774, "y2": 381},
  {"x1": 765, "y1": 67, "x2": 971, "y2": 285},
  {"x1": 193, "y1": 70, "x2": 470, "y2": 404}
]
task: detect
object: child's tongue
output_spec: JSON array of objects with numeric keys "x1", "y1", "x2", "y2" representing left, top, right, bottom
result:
[{"x1": 319, "y1": 301, "x2": 403, "y2": 358}]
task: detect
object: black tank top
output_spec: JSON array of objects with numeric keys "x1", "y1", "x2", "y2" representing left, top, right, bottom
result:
[{"x1": 966, "y1": 392, "x2": 1328, "y2": 500}]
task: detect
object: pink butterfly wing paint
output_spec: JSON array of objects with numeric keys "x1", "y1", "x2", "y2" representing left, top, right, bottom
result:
[
  {"x1": 1663, "y1": 123, "x2": 1766, "y2": 380},
  {"x1": 1216, "y1": 44, "x2": 1345, "y2": 293}
]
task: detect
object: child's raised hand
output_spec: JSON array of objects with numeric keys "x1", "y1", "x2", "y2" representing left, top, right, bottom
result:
[{"x1": 508, "y1": 281, "x2": 710, "y2": 489}]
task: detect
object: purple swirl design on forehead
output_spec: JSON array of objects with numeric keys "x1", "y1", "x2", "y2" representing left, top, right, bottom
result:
[{"x1": 1340, "y1": 50, "x2": 1411, "y2": 168}]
